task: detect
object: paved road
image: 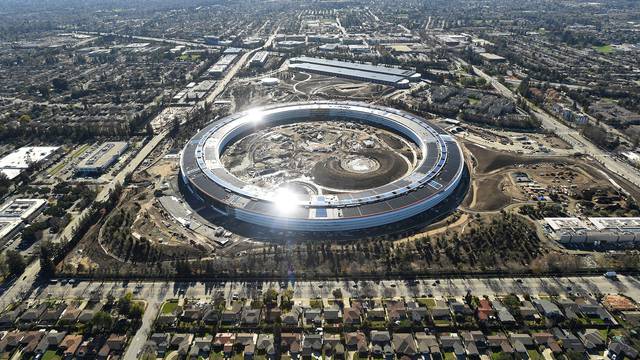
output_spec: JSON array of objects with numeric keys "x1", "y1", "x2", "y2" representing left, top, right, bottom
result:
[
  {"x1": 202, "y1": 29, "x2": 279, "y2": 106},
  {"x1": 31, "y1": 275, "x2": 640, "y2": 305},
  {"x1": 77, "y1": 31, "x2": 216, "y2": 49},
  {"x1": 471, "y1": 64, "x2": 640, "y2": 189}
]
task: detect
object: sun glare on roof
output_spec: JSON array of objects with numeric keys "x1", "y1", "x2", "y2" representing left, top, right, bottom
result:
[
  {"x1": 270, "y1": 187, "x2": 299, "y2": 215},
  {"x1": 245, "y1": 108, "x2": 263, "y2": 124}
]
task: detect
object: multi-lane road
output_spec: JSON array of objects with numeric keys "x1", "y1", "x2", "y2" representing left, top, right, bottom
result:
[{"x1": 471, "y1": 64, "x2": 640, "y2": 189}]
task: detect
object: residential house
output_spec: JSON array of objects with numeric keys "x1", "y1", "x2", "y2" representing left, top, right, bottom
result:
[
  {"x1": 203, "y1": 307, "x2": 220, "y2": 325},
  {"x1": 302, "y1": 334, "x2": 323, "y2": 358},
  {"x1": 486, "y1": 334, "x2": 512, "y2": 355},
  {"x1": 460, "y1": 330, "x2": 486, "y2": 356},
  {"x1": 242, "y1": 309, "x2": 262, "y2": 326},
  {"x1": 39, "y1": 304, "x2": 66, "y2": 327},
  {"x1": 282, "y1": 307, "x2": 301, "y2": 327},
  {"x1": 406, "y1": 301, "x2": 428, "y2": 324},
  {"x1": 59, "y1": 306, "x2": 82, "y2": 325},
  {"x1": 180, "y1": 304, "x2": 204, "y2": 323},
  {"x1": 343, "y1": 307, "x2": 362, "y2": 326},
  {"x1": 344, "y1": 331, "x2": 369, "y2": 356},
  {"x1": 20, "y1": 331, "x2": 44, "y2": 356},
  {"x1": 386, "y1": 300, "x2": 407, "y2": 322},
  {"x1": 449, "y1": 301, "x2": 473, "y2": 317},
  {"x1": 531, "y1": 332, "x2": 562, "y2": 355},
  {"x1": 214, "y1": 333, "x2": 236, "y2": 355},
  {"x1": 35, "y1": 330, "x2": 66, "y2": 356},
  {"x1": 431, "y1": 300, "x2": 452, "y2": 323},
  {"x1": 324, "y1": 306, "x2": 342, "y2": 324},
  {"x1": 367, "y1": 307, "x2": 387, "y2": 322},
  {"x1": 370, "y1": 330, "x2": 393, "y2": 358},
  {"x1": 415, "y1": 332, "x2": 440, "y2": 359},
  {"x1": 602, "y1": 295, "x2": 637, "y2": 312},
  {"x1": 576, "y1": 299, "x2": 616, "y2": 325},
  {"x1": 552, "y1": 328, "x2": 585, "y2": 354},
  {"x1": 0, "y1": 331, "x2": 24, "y2": 353},
  {"x1": 323, "y1": 334, "x2": 345, "y2": 359},
  {"x1": 492, "y1": 300, "x2": 517, "y2": 326},
  {"x1": 476, "y1": 299, "x2": 495, "y2": 325},
  {"x1": 59, "y1": 334, "x2": 83, "y2": 358},
  {"x1": 190, "y1": 335, "x2": 214, "y2": 358},
  {"x1": 221, "y1": 304, "x2": 243, "y2": 325},
  {"x1": 18, "y1": 303, "x2": 48, "y2": 327},
  {"x1": 98, "y1": 334, "x2": 127, "y2": 360},
  {"x1": 439, "y1": 333, "x2": 465, "y2": 359},
  {"x1": 257, "y1": 334, "x2": 276, "y2": 357},
  {"x1": 519, "y1": 301, "x2": 540, "y2": 320},
  {"x1": 608, "y1": 340, "x2": 639, "y2": 360},
  {"x1": 579, "y1": 329, "x2": 605, "y2": 353},
  {"x1": 280, "y1": 333, "x2": 302, "y2": 357},
  {"x1": 304, "y1": 308, "x2": 323, "y2": 326},
  {"x1": 557, "y1": 299, "x2": 580, "y2": 320},
  {"x1": 236, "y1": 333, "x2": 258, "y2": 359},
  {"x1": 149, "y1": 333, "x2": 171, "y2": 356},
  {"x1": 533, "y1": 300, "x2": 564, "y2": 320},
  {"x1": 392, "y1": 333, "x2": 417, "y2": 358},
  {"x1": 76, "y1": 335, "x2": 106, "y2": 359},
  {"x1": 77, "y1": 310, "x2": 96, "y2": 324},
  {"x1": 171, "y1": 333, "x2": 193, "y2": 358},
  {"x1": 0, "y1": 309, "x2": 20, "y2": 329},
  {"x1": 265, "y1": 308, "x2": 282, "y2": 323}
]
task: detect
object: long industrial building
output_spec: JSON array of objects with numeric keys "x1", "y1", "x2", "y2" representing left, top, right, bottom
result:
[
  {"x1": 76, "y1": 142, "x2": 128, "y2": 175},
  {"x1": 289, "y1": 56, "x2": 421, "y2": 88},
  {"x1": 179, "y1": 101, "x2": 465, "y2": 233},
  {"x1": 545, "y1": 217, "x2": 640, "y2": 244}
]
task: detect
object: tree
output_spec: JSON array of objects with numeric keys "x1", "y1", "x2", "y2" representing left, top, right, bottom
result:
[
  {"x1": 517, "y1": 76, "x2": 530, "y2": 98},
  {"x1": 118, "y1": 292, "x2": 133, "y2": 315},
  {"x1": 263, "y1": 288, "x2": 278, "y2": 307},
  {"x1": 332, "y1": 288, "x2": 343, "y2": 299},
  {"x1": 51, "y1": 78, "x2": 69, "y2": 92},
  {"x1": 39, "y1": 241, "x2": 57, "y2": 277},
  {"x1": 129, "y1": 302, "x2": 145, "y2": 320},
  {"x1": 92, "y1": 311, "x2": 113, "y2": 330},
  {"x1": 565, "y1": 350, "x2": 585, "y2": 360},
  {"x1": 5, "y1": 250, "x2": 25, "y2": 276}
]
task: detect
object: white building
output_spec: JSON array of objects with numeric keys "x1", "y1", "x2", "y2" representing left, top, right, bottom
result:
[
  {"x1": 545, "y1": 217, "x2": 640, "y2": 244},
  {"x1": 0, "y1": 146, "x2": 60, "y2": 180},
  {"x1": 76, "y1": 142, "x2": 128, "y2": 175}
]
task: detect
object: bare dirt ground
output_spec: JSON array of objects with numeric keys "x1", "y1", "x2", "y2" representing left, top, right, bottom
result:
[{"x1": 462, "y1": 142, "x2": 634, "y2": 213}]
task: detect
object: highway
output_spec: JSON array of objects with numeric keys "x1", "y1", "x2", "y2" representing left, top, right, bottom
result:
[
  {"x1": 471, "y1": 64, "x2": 640, "y2": 189},
  {"x1": 76, "y1": 31, "x2": 216, "y2": 49},
  {"x1": 202, "y1": 28, "x2": 279, "y2": 106},
  {"x1": 27, "y1": 275, "x2": 640, "y2": 304}
]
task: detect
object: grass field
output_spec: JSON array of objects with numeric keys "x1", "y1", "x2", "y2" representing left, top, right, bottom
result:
[
  {"x1": 417, "y1": 297, "x2": 437, "y2": 308},
  {"x1": 161, "y1": 300, "x2": 179, "y2": 314},
  {"x1": 42, "y1": 350, "x2": 61, "y2": 360},
  {"x1": 593, "y1": 44, "x2": 614, "y2": 54}
]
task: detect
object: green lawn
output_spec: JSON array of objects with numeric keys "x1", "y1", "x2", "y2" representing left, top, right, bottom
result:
[
  {"x1": 593, "y1": 44, "x2": 614, "y2": 54},
  {"x1": 599, "y1": 329, "x2": 609, "y2": 340},
  {"x1": 42, "y1": 350, "x2": 61, "y2": 360},
  {"x1": 434, "y1": 319, "x2": 451, "y2": 326},
  {"x1": 70, "y1": 144, "x2": 91, "y2": 159},
  {"x1": 161, "y1": 301, "x2": 179, "y2": 314},
  {"x1": 369, "y1": 320, "x2": 387, "y2": 329},
  {"x1": 444, "y1": 352, "x2": 456, "y2": 360},
  {"x1": 528, "y1": 349, "x2": 542, "y2": 360},
  {"x1": 209, "y1": 352, "x2": 224, "y2": 360},
  {"x1": 417, "y1": 298, "x2": 437, "y2": 308},
  {"x1": 310, "y1": 299, "x2": 323, "y2": 309},
  {"x1": 491, "y1": 352, "x2": 505, "y2": 360}
]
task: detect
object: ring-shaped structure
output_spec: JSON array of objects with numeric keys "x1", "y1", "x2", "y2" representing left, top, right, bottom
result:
[{"x1": 180, "y1": 101, "x2": 465, "y2": 232}]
